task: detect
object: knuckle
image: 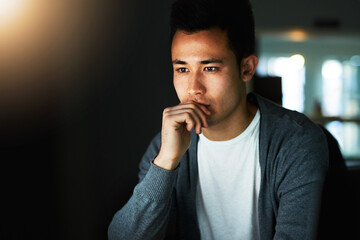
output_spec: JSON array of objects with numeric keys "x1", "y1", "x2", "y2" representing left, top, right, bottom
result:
[
  {"x1": 185, "y1": 107, "x2": 196, "y2": 115},
  {"x1": 188, "y1": 109, "x2": 200, "y2": 120},
  {"x1": 184, "y1": 112, "x2": 192, "y2": 119},
  {"x1": 163, "y1": 114, "x2": 171, "y2": 121},
  {"x1": 188, "y1": 103, "x2": 197, "y2": 109},
  {"x1": 163, "y1": 107, "x2": 171, "y2": 114}
]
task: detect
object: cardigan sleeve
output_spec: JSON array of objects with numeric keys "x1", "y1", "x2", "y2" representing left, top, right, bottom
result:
[
  {"x1": 108, "y1": 133, "x2": 178, "y2": 240},
  {"x1": 272, "y1": 124, "x2": 329, "y2": 240}
]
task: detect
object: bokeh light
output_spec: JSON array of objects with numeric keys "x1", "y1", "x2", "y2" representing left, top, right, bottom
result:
[
  {"x1": 288, "y1": 29, "x2": 307, "y2": 42},
  {"x1": 322, "y1": 60, "x2": 343, "y2": 79},
  {"x1": 289, "y1": 54, "x2": 305, "y2": 71}
]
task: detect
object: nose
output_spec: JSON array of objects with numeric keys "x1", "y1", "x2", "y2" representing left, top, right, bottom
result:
[{"x1": 187, "y1": 72, "x2": 206, "y2": 96}]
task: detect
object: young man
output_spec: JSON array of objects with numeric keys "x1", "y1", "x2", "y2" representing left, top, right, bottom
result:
[{"x1": 108, "y1": 0, "x2": 328, "y2": 239}]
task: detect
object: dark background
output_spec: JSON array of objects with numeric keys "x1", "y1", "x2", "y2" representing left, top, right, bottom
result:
[
  {"x1": 1, "y1": 0, "x2": 359, "y2": 239},
  {"x1": 1, "y1": 0, "x2": 177, "y2": 239}
]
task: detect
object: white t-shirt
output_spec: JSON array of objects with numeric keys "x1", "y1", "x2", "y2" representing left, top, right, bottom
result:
[{"x1": 196, "y1": 110, "x2": 261, "y2": 240}]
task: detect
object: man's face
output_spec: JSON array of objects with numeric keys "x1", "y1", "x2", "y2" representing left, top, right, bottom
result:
[{"x1": 171, "y1": 27, "x2": 248, "y2": 128}]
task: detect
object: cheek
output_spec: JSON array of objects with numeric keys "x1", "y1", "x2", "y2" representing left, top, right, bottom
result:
[
  {"x1": 209, "y1": 76, "x2": 235, "y2": 98},
  {"x1": 213, "y1": 77, "x2": 242, "y2": 106},
  {"x1": 173, "y1": 79, "x2": 186, "y2": 101}
]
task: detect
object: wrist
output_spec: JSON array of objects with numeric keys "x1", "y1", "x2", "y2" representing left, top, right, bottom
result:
[{"x1": 153, "y1": 154, "x2": 180, "y2": 171}]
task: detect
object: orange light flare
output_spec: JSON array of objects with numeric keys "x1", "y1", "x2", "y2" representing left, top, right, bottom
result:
[
  {"x1": 0, "y1": 0, "x2": 114, "y2": 121},
  {"x1": 0, "y1": 0, "x2": 29, "y2": 28},
  {"x1": 0, "y1": 0, "x2": 97, "y2": 119},
  {"x1": 288, "y1": 29, "x2": 307, "y2": 42}
]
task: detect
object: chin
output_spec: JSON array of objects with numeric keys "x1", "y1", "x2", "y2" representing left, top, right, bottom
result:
[{"x1": 205, "y1": 117, "x2": 219, "y2": 128}]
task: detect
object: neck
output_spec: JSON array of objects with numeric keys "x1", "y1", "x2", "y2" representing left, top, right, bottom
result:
[{"x1": 202, "y1": 100, "x2": 258, "y2": 141}]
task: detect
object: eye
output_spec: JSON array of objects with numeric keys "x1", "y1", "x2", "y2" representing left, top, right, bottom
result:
[
  {"x1": 204, "y1": 66, "x2": 218, "y2": 72},
  {"x1": 177, "y1": 67, "x2": 189, "y2": 73}
]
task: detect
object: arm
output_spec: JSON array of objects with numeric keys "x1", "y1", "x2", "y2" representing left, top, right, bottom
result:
[
  {"x1": 108, "y1": 102, "x2": 209, "y2": 239},
  {"x1": 273, "y1": 127, "x2": 329, "y2": 240},
  {"x1": 107, "y1": 134, "x2": 178, "y2": 240}
]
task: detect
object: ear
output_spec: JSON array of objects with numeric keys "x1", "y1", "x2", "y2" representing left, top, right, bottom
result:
[{"x1": 241, "y1": 54, "x2": 258, "y2": 83}]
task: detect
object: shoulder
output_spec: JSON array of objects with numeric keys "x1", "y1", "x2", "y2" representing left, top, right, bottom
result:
[
  {"x1": 248, "y1": 93, "x2": 324, "y2": 142},
  {"x1": 248, "y1": 93, "x2": 328, "y2": 171}
]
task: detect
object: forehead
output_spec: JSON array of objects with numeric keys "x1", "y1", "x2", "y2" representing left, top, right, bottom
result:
[{"x1": 171, "y1": 28, "x2": 233, "y2": 60}]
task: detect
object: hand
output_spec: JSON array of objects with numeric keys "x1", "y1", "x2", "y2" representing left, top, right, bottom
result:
[{"x1": 153, "y1": 102, "x2": 211, "y2": 170}]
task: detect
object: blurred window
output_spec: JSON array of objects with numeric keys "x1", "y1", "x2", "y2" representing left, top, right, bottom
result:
[
  {"x1": 257, "y1": 54, "x2": 305, "y2": 112},
  {"x1": 326, "y1": 121, "x2": 360, "y2": 161},
  {"x1": 322, "y1": 56, "x2": 360, "y2": 160}
]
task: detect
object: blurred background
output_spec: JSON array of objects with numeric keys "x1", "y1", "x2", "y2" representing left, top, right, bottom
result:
[{"x1": 0, "y1": 0, "x2": 359, "y2": 239}]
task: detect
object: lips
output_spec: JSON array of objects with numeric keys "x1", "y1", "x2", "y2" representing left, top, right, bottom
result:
[
  {"x1": 190, "y1": 100, "x2": 210, "y2": 109},
  {"x1": 188, "y1": 98, "x2": 209, "y2": 106}
]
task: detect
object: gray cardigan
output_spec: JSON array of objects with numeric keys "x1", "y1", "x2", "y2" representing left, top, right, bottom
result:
[{"x1": 108, "y1": 93, "x2": 329, "y2": 240}]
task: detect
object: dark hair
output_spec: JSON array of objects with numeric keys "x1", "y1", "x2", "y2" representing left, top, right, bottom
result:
[{"x1": 170, "y1": 0, "x2": 255, "y2": 64}]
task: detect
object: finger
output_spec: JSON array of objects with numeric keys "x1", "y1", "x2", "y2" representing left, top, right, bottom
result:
[
  {"x1": 167, "y1": 109, "x2": 203, "y2": 134},
  {"x1": 184, "y1": 117, "x2": 197, "y2": 133},
  {"x1": 167, "y1": 107, "x2": 205, "y2": 129},
  {"x1": 193, "y1": 103, "x2": 211, "y2": 116},
  {"x1": 179, "y1": 102, "x2": 211, "y2": 115},
  {"x1": 163, "y1": 109, "x2": 198, "y2": 132},
  {"x1": 167, "y1": 102, "x2": 210, "y2": 115},
  {"x1": 168, "y1": 103, "x2": 209, "y2": 128}
]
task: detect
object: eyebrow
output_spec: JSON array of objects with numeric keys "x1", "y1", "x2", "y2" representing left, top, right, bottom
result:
[
  {"x1": 200, "y1": 58, "x2": 224, "y2": 64},
  {"x1": 172, "y1": 59, "x2": 187, "y2": 65},
  {"x1": 172, "y1": 58, "x2": 224, "y2": 65}
]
